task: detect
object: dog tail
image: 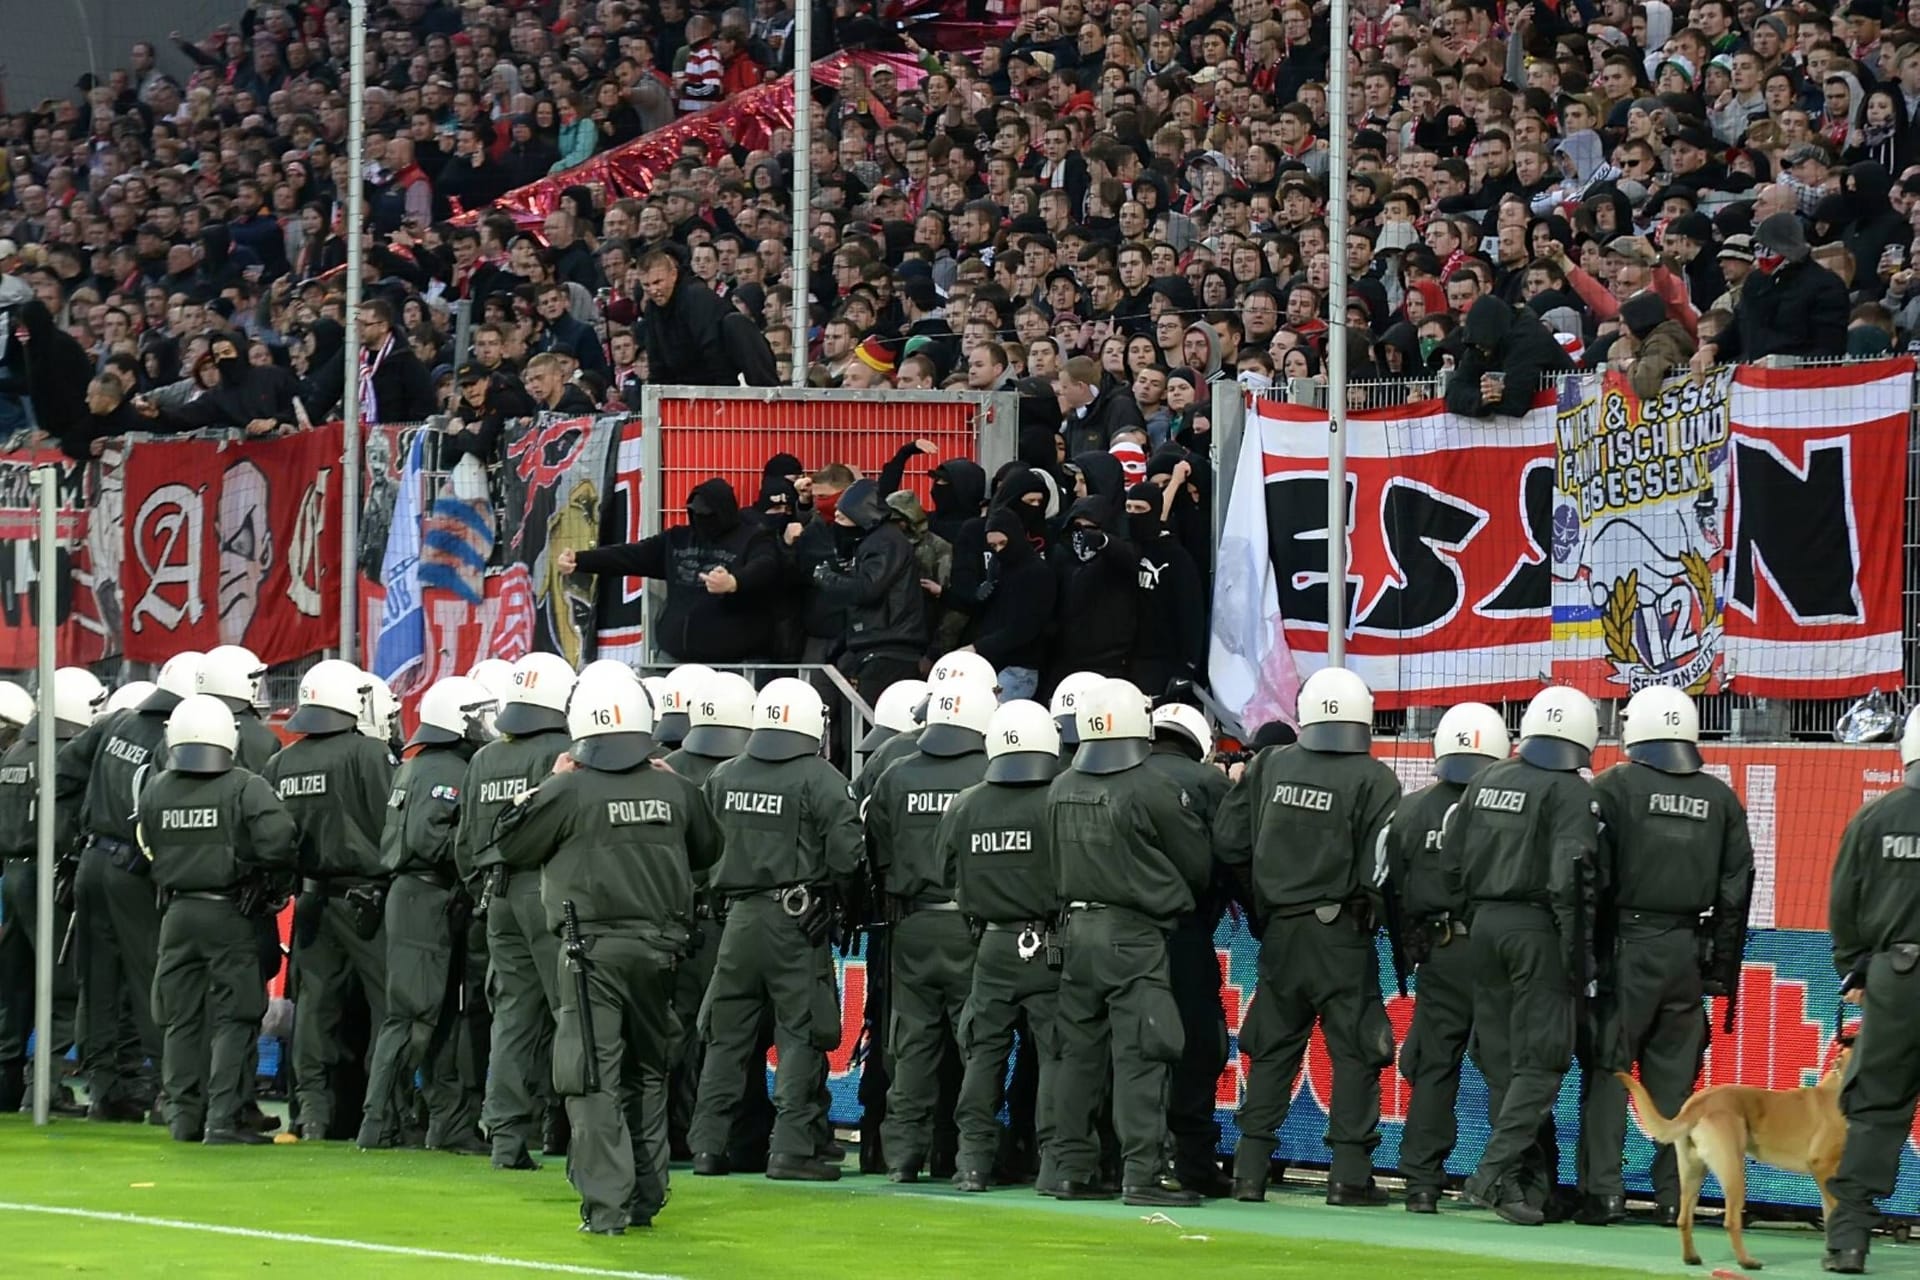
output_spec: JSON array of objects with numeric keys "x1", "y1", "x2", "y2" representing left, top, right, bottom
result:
[{"x1": 1613, "y1": 1070, "x2": 1688, "y2": 1144}]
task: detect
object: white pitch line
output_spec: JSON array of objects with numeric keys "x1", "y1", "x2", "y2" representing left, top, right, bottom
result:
[{"x1": 0, "y1": 1202, "x2": 690, "y2": 1280}]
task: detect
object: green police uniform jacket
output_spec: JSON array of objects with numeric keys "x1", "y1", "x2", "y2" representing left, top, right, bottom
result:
[
  {"x1": 866, "y1": 749, "x2": 990, "y2": 902},
  {"x1": 56, "y1": 707, "x2": 167, "y2": 847},
  {"x1": 1215, "y1": 745, "x2": 1401, "y2": 918},
  {"x1": 1440, "y1": 756, "x2": 1598, "y2": 971},
  {"x1": 1592, "y1": 761, "x2": 1752, "y2": 920},
  {"x1": 457, "y1": 729, "x2": 570, "y2": 881},
  {"x1": 380, "y1": 745, "x2": 474, "y2": 878},
  {"x1": 1829, "y1": 782, "x2": 1920, "y2": 977},
  {"x1": 496, "y1": 759, "x2": 724, "y2": 935},
  {"x1": 0, "y1": 722, "x2": 67, "y2": 859},
  {"x1": 1144, "y1": 747, "x2": 1231, "y2": 897},
  {"x1": 943, "y1": 779, "x2": 1059, "y2": 924},
  {"x1": 662, "y1": 747, "x2": 730, "y2": 786},
  {"x1": 701, "y1": 753, "x2": 863, "y2": 894},
  {"x1": 136, "y1": 767, "x2": 298, "y2": 893},
  {"x1": 260, "y1": 731, "x2": 396, "y2": 883},
  {"x1": 1389, "y1": 779, "x2": 1470, "y2": 922},
  {"x1": 1047, "y1": 759, "x2": 1211, "y2": 923},
  {"x1": 233, "y1": 712, "x2": 282, "y2": 774},
  {"x1": 858, "y1": 728, "x2": 922, "y2": 804}
]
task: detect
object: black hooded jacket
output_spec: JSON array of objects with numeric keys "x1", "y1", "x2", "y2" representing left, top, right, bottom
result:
[
  {"x1": 925, "y1": 460, "x2": 986, "y2": 545},
  {"x1": 643, "y1": 269, "x2": 778, "y2": 387},
  {"x1": 573, "y1": 478, "x2": 781, "y2": 661},
  {"x1": 3, "y1": 298, "x2": 90, "y2": 438},
  {"x1": 1716, "y1": 259, "x2": 1850, "y2": 361},
  {"x1": 1443, "y1": 296, "x2": 1574, "y2": 418},
  {"x1": 1046, "y1": 494, "x2": 1138, "y2": 683},
  {"x1": 1126, "y1": 482, "x2": 1206, "y2": 693},
  {"x1": 1062, "y1": 379, "x2": 1147, "y2": 457},
  {"x1": 1843, "y1": 163, "x2": 1908, "y2": 301},
  {"x1": 970, "y1": 505, "x2": 1057, "y2": 671},
  {"x1": 161, "y1": 345, "x2": 309, "y2": 432},
  {"x1": 809, "y1": 479, "x2": 926, "y2": 660}
]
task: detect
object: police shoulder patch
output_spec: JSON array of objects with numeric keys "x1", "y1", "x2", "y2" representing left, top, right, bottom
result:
[
  {"x1": 1179, "y1": 789, "x2": 1192, "y2": 809},
  {"x1": 431, "y1": 785, "x2": 460, "y2": 803}
]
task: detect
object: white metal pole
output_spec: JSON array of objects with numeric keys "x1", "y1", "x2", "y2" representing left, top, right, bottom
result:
[
  {"x1": 339, "y1": 0, "x2": 368, "y2": 658},
  {"x1": 1323, "y1": 18, "x2": 1351, "y2": 668},
  {"x1": 789, "y1": 3, "x2": 813, "y2": 387},
  {"x1": 30, "y1": 465, "x2": 56, "y2": 1126}
]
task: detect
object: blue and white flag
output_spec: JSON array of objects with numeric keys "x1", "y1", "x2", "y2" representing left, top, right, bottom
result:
[{"x1": 372, "y1": 432, "x2": 426, "y2": 686}]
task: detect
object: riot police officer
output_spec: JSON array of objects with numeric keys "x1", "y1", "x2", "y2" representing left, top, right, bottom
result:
[
  {"x1": 261, "y1": 659, "x2": 397, "y2": 1141},
  {"x1": 357, "y1": 676, "x2": 498, "y2": 1154},
  {"x1": 861, "y1": 678, "x2": 929, "y2": 761},
  {"x1": 137, "y1": 694, "x2": 298, "y2": 1145},
  {"x1": 1216, "y1": 668, "x2": 1401, "y2": 1206},
  {"x1": 666, "y1": 672, "x2": 756, "y2": 786},
  {"x1": 105, "y1": 683, "x2": 157, "y2": 714},
  {"x1": 689, "y1": 678, "x2": 862, "y2": 1181},
  {"x1": 1048, "y1": 677, "x2": 1211, "y2": 1205},
  {"x1": 947, "y1": 700, "x2": 1065, "y2": 1193},
  {"x1": 869, "y1": 669, "x2": 998, "y2": 1182},
  {"x1": 0, "y1": 666, "x2": 106, "y2": 1112},
  {"x1": 1144, "y1": 702, "x2": 1233, "y2": 1197},
  {"x1": 197, "y1": 645, "x2": 280, "y2": 771},
  {"x1": 863, "y1": 655, "x2": 994, "y2": 795},
  {"x1": 1577, "y1": 686, "x2": 1752, "y2": 1226},
  {"x1": 1445, "y1": 686, "x2": 1600, "y2": 1227},
  {"x1": 655, "y1": 663, "x2": 717, "y2": 750},
  {"x1": 1392, "y1": 702, "x2": 1510, "y2": 1214},
  {"x1": 55, "y1": 651, "x2": 205, "y2": 1122},
  {"x1": 497, "y1": 668, "x2": 723, "y2": 1234},
  {"x1": 1818, "y1": 708, "x2": 1920, "y2": 1274},
  {"x1": 460, "y1": 651, "x2": 577, "y2": 1170},
  {"x1": 1048, "y1": 672, "x2": 1104, "y2": 770}
]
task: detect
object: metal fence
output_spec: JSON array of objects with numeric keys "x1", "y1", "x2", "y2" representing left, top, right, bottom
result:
[{"x1": 1216, "y1": 357, "x2": 1920, "y2": 744}]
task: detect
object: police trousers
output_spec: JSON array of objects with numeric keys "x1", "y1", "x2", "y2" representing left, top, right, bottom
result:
[
  {"x1": 358, "y1": 874, "x2": 479, "y2": 1150},
  {"x1": 0, "y1": 857, "x2": 78, "y2": 1065},
  {"x1": 1578, "y1": 924, "x2": 1707, "y2": 1204},
  {"x1": 689, "y1": 896, "x2": 841, "y2": 1162},
  {"x1": 153, "y1": 896, "x2": 264, "y2": 1139},
  {"x1": 1397, "y1": 932, "x2": 1477, "y2": 1194},
  {"x1": 1054, "y1": 905, "x2": 1183, "y2": 1188},
  {"x1": 1827, "y1": 948, "x2": 1920, "y2": 1256},
  {"x1": 668, "y1": 911, "x2": 720, "y2": 1154},
  {"x1": 483, "y1": 872, "x2": 561, "y2": 1164},
  {"x1": 1466, "y1": 903, "x2": 1574, "y2": 1206},
  {"x1": 76, "y1": 844, "x2": 161, "y2": 1108},
  {"x1": 955, "y1": 925, "x2": 1062, "y2": 1184},
  {"x1": 1167, "y1": 910, "x2": 1228, "y2": 1182},
  {"x1": 882, "y1": 909, "x2": 974, "y2": 1173},
  {"x1": 554, "y1": 930, "x2": 678, "y2": 1232},
  {"x1": 1232, "y1": 911, "x2": 1393, "y2": 1189},
  {"x1": 291, "y1": 890, "x2": 388, "y2": 1139}
]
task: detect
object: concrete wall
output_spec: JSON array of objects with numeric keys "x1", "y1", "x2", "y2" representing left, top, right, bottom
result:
[{"x1": 2, "y1": 0, "x2": 243, "y2": 110}]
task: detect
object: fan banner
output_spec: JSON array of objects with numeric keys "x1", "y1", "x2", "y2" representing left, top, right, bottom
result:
[
  {"x1": 0, "y1": 447, "x2": 119, "y2": 668},
  {"x1": 497, "y1": 412, "x2": 620, "y2": 669},
  {"x1": 1237, "y1": 359, "x2": 1910, "y2": 710},
  {"x1": 119, "y1": 424, "x2": 342, "y2": 665}
]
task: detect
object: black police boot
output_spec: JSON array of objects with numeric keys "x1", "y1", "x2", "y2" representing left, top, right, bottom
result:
[
  {"x1": 240, "y1": 1101, "x2": 281, "y2": 1134},
  {"x1": 1124, "y1": 1177, "x2": 1202, "y2": 1208},
  {"x1": 691, "y1": 1152, "x2": 731, "y2": 1176},
  {"x1": 88, "y1": 1097, "x2": 150, "y2": 1123},
  {"x1": 952, "y1": 1169, "x2": 991, "y2": 1193},
  {"x1": 1406, "y1": 1189, "x2": 1440, "y2": 1214},
  {"x1": 493, "y1": 1151, "x2": 541, "y2": 1171},
  {"x1": 887, "y1": 1161, "x2": 922, "y2": 1184},
  {"x1": 1052, "y1": 1180, "x2": 1119, "y2": 1201},
  {"x1": 1654, "y1": 1203, "x2": 1680, "y2": 1227},
  {"x1": 1174, "y1": 1162, "x2": 1235, "y2": 1199},
  {"x1": 1326, "y1": 1180, "x2": 1391, "y2": 1207},
  {"x1": 204, "y1": 1128, "x2": 273, "y2": 1146},
  {"x1": 819, "y1": 1137, "x2": 846, "y2": 1162},
  {"x1": 766, "y1": 1154, "x2": 842, "y2": 1182},
  {"x1": 542, "y1": 1107, "x2": 570, "y2": 1157},
  {"x1": 1822, "y1": 1248, "x2": 1867, "y2": 1274},
  {"x1": 434, "y1": 1132, "x2": 491, "y2": 1157},
  {"x1": 1574, "y1": 1194, "x2": 1627, "y2": 1226}
]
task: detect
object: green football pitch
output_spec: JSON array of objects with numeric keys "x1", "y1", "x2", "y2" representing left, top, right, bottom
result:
[{"x1": 0, "y1": 1118, "x2": 1882, "y2": 1278}]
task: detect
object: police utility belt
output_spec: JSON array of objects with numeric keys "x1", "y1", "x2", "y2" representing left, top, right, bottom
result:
[
  {"x1": 401, "y1": 868, "x2": 456, "y2": 890},
  {"x1": 1617, "y1": 907, "x2": 1704, "y2": 930},
  {"x1": 899, "y1": 896, "x2": 962, "y2": 916},
  {"x1": 1422, "y1": 914, "x2": 1469, "y2": 945},
  {"x1": 739, "y1": 884, "x2": 826, "y2": 918},
  {"x1": 88, "y1": 833, "x2": 149, "y2": 877},
  {"x1": 984, "y1": 919, "x2": 1056, "y2": 963}
]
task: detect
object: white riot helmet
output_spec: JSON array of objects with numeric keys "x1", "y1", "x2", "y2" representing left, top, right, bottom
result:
[
  {"x1": 1432, "y1": 702, "x2": 1511, "y2": 784},
  {"x1": 0, "y1": 680, "x2": 31, "y2": 731},
  {"x1": 410, "y1": 675, "x2": 497, "y2": 749},
  {"x1": 1151, "y1": 703, "x2": 1215, "y2": 763},
  {"x1": 1902, "y1": 707, "x2": 1920, "y2": 771},
  {"x1": 1049, "y1": 671, "x2": 1106, "y2": 746},
  {"x1": 919, "y1": 672, "x2": 998, "y2": 757},
  {"x1": 358, "y1": 674, "x2": 401, "y2": 745},
  {"x1": 684, "y1": 671, "x2": 757, "y2": 759},
  {"x1": 1518, "y1": 686, "x2": 1600, "y2": 771},
  {"x1": 467, "y1": 658, "x2": 514, "y2": 702},
  {"x1": 578, "y1": 659, "x2": 641, "y2": 688},
  {"x1": 1297, "y1": 667, "x2": 1374, "y2": 754},
  {"x1": 747, "y1": 678, "x2": 827, "y2": 762},
  {"x1": 107, "y1": 681, "x2": 158, "y2": 715},
  {"x1": 53, "y1": 667, "x2": 109, "y2": 735},
  {"x1": 198, "y1": 644, "x2": 266, "y2": 712},
  {"x1": 144, "y1": 651, "x2": 207, "y2": 716},
  {"x1": 165, "y1": 693, "x2": 239, "y2": 774},
  {"x1": 930, "y1": 651, "x2": 998, "y2": 691},
  {"x1": 985, "y1": 699, "x2": 1062, "y2": 784},
  {"x1": 1074, "y1": 677, "x2": 1153, "y2": 775},
  {"x1": 862, "y1": 678, "x2": 928, "y2": 751},
  {"x1": 1621, "y1": 686, "x2": 1702, "y2": 774},
  {"x1": 496, "y1": 652, "x2": 576, "y2": 736},
  {"x1": 288, "y1": 659, "x2": 371, "y2": 735},
  {"x1": 641, "y1": 675, "x2": 669, "y2": 717},
  {"x1": 568, "y1": 665, "x2": 657, "y2": 770},
  {"x1": 657, "y1": 663, "x2": 717, "y2": 748}
]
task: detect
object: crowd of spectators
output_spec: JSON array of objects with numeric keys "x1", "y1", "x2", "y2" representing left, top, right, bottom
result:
[{"x1": 2, "y1": 0, "x2": 1917, "y2": 466}]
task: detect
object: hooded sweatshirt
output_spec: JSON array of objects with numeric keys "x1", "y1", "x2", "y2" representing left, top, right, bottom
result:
[
  {"x1": 971, "y1": 506, "x2": 1057, "y2": 671},
  {"x1": 1442, "y1": 296, "x2": 1574, "y2": 418},
  {"x1": 1046, "y1": 494, "x2": 1139, "y2": 682}
]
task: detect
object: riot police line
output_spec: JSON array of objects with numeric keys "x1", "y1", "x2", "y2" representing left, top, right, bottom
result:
[{"x1": 0, "y1": 652, "x2": 1911, "y2": 1274}]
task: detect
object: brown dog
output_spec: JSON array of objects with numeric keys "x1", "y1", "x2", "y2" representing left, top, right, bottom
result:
[{"x1": 1615, "y1": 1049, "x2": 1849, "y2": 1271}]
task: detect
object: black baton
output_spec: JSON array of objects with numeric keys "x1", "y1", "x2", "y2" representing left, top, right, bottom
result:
[{"x1": 562, "y1": 899, "x2": 600, "y2": 1093}]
